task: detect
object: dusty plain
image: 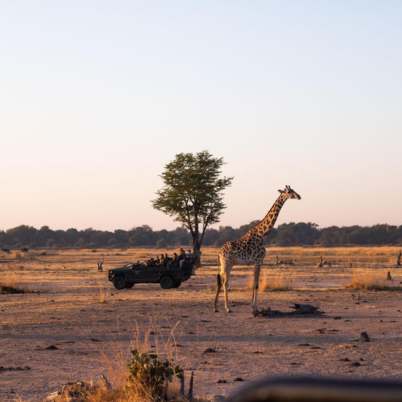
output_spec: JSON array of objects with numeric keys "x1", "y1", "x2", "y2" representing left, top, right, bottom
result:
[{"x1": 1, "y1": 246, "x2": 402, "y2": 401}]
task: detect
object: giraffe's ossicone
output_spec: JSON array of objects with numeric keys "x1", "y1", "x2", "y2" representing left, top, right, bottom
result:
[{"x1": 214, "y1": 185, "x2": 301, "y2": 315}]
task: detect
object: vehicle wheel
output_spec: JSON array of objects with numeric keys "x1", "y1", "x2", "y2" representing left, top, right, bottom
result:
[
  {"x1": 125, "y1": 282, "x2": 135, "y2": 289},
  {"x1": 113, "y1": 276, "x2": 126, "y2": 290},
  {"x1": 160, "y1": 276, "x2": 175, "y2": 289},
  {"x1": 173, "y1": 280, "x2": 181, "y2": 288}
]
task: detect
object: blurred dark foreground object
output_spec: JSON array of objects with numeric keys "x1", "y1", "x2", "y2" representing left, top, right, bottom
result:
[{"x1": 226, "y1": 376, "x2": 402, "y2": 402}]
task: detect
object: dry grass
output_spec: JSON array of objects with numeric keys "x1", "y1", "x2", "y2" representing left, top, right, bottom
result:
[
  {"x1": 85, "y1": 384, "x2": 192, "y2": 402},
  {"x1": 260, "y1": 273, "x2": 293, "y2": 291},
  {"x1": 85, "y1": 379, "x2": 153, "y2": 402},
  {"x1": 0, "y1": 271, "x2": 27, "y2": 294},
  {"x1": 33, "y1": 325, "x2": 189, "y2": 402},
  {"x1": 98, "y1": 285, "x2": 108, "y2": 304},
  {"x1": 0, "y1": 271, "x2": 18, "y2": 287},
  {"x1": 348, "y1": 269, "x2": 402, "y2": 291},
  {"x1": 83, "y1": 327, "x2": 190, "y2": 402}
]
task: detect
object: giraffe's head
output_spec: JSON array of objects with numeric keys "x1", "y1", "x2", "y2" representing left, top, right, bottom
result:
[{"x1": 278, "y1": 185, "x2": 301, "y2": 200}]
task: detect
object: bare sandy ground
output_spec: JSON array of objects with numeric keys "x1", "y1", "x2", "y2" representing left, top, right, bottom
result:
[{"x1": 1, "y1": 247, "x2": 402, "y2": 401}]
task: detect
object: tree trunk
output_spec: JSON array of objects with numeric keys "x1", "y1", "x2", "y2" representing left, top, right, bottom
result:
[{"x1": 192, "y1": 238, "x2": 202, "y2": 267}]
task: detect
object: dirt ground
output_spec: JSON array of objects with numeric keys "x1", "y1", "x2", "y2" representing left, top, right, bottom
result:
[{"x1": 1, "y1": 246, "x2": 402, "y2": 401}]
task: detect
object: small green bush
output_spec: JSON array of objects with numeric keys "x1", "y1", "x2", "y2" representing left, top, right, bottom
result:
[{"x1": 126, "y1": 350, "x2": 183, "y2": 401}]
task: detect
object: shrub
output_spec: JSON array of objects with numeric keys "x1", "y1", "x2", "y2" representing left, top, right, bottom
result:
[
  {"x1": 48, "y1": 350, "x2": 189, "y2": 402},
  {"x1": 126, "y1": 350, "x2": 183, "y2": 402}
]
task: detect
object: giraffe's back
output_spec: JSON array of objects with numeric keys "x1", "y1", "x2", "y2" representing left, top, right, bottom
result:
[{"x1": 220, "y1": 236, "x2": 265, "y2": 264}]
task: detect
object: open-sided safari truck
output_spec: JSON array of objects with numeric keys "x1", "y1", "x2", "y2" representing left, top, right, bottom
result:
[{"x1": 108, "y1": 253, "x2": 195, "y2": 290}]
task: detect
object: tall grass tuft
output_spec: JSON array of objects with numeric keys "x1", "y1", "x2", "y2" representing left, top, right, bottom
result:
[
  {"x1": 98, "y1": 286, "x2": 107, "y2": 304},
  {"x1": 63, "y1": 325, "x2": 195, "y2": 402},
  {"x1": 71, "y1": 350, "x2": 189, "y2": 402},
  {"x1": 261, "y1": 273, "x2": 293, "y2": 292},
  {"x1": 0, "y1": 271, "x2": 27, "y2": 294},
  {"x1": 348, "y1": 269, "x2": 401, "y2": 291}
]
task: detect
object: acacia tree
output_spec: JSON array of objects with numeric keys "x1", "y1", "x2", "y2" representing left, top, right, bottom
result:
[{"x1": 152, "y1": 151, "x2": 233, "y2": 264}]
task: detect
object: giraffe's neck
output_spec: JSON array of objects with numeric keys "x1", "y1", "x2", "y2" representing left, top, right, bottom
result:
[{"x1": 245, "y1": 194, "x2": 287, "y2": 238}]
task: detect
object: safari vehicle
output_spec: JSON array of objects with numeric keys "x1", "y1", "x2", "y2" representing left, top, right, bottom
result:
[{"x1": 108, "y1": 254, "x2": 195, "y2": 290}]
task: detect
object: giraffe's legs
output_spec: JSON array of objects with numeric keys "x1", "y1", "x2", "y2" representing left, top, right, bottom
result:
[
  {"x1": 214, "y1": 274, "x2": 222, "y2": 312},
  {"x1": 218, "y1": 257, "x2": 232, "y2": 313},
  {"x1": 251, "y1": 264, "x2": 261, "y2": 315},
  {"x1": 223, "y1": 274, "x2": 231, "y2": 313},
  {"x1": 214, "y1": 256, "x2": 232, "y2": 313}
]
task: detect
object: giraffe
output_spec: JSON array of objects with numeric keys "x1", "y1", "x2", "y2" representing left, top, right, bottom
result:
[{"x1": 214, "y1": 185, "x2": 301, "y2": 315}]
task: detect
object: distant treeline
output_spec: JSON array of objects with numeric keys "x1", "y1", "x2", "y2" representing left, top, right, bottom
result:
[{"x1": 1, "y1": 223, "x2": 402, "y2": 249}]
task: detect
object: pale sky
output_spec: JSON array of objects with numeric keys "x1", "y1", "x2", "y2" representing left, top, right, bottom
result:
[{"x1": 1, "y1": 1, "x2": 401, "y2": 231}]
